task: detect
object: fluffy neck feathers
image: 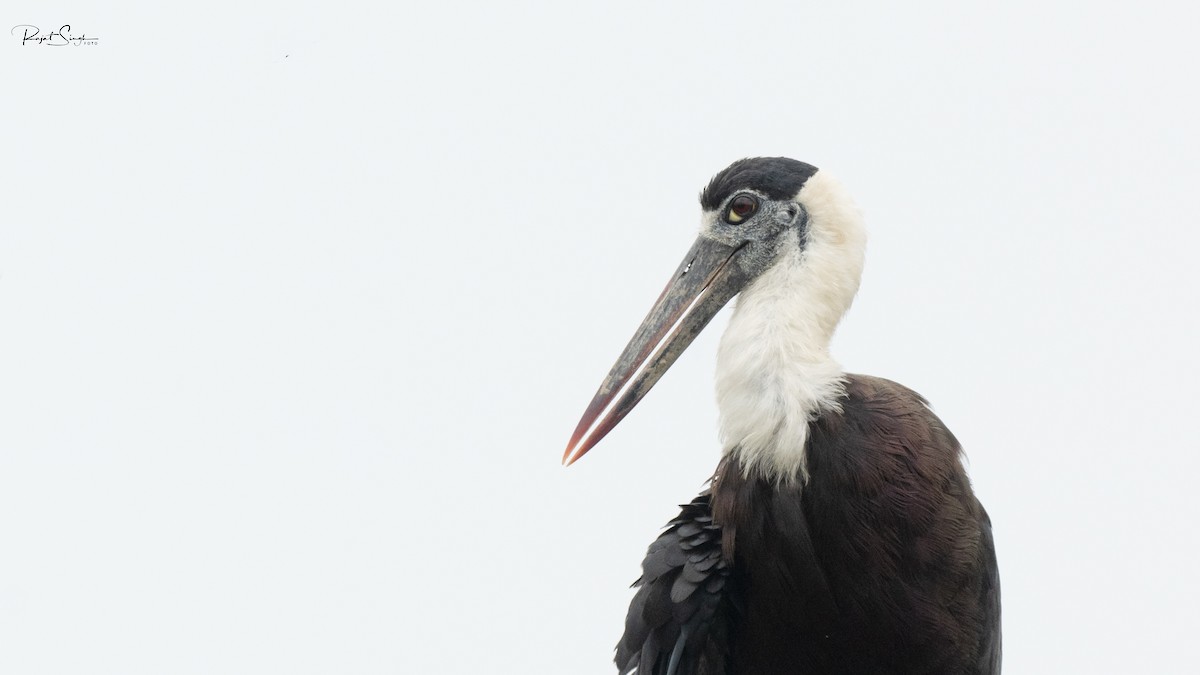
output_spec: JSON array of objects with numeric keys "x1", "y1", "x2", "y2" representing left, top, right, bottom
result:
[{"x1": 714, "y1": 171, "x2": 866, "y2": 483}]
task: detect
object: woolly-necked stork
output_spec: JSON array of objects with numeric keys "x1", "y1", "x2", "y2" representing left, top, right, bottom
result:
[{"x1": 563, "y1": 158, "x2": 1000, "y2": 674}]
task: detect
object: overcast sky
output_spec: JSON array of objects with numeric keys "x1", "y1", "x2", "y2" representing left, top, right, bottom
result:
[{"x1": 2, "y1": 2, "x2": 1198, "y2": 673}]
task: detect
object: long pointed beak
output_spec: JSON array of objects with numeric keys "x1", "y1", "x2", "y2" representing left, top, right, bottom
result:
[{"x1": 563, "y1": 236, "x2": 752, "y2": 465}]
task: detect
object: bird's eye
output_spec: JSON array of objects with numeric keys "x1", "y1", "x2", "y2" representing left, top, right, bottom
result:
[{"x1": 726, "y1": 194, "x2": 759, "y2": 224}]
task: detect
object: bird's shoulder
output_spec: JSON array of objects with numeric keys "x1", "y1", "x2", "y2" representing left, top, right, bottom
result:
[
  {"x1": 811, "y1": 373, "x2": 966, "y2": 489},
  {"x1": 806, "y1": 373, "x2": 999, "y2": 672}
]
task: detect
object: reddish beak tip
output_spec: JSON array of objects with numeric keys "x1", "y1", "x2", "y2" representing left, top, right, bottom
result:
[{"x1": 561, "y1": 435, "x2": 593, "y2": 467}]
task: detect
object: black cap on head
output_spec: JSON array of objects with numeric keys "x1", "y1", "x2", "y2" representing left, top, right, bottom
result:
[{"x1": 700, "y1": 157, "x2": 819, "y2": 211}]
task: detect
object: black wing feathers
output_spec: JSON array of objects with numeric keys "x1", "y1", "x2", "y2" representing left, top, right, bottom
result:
[
  {"x1": 616, "y1": 493, "x2": 734, "y2": 675},
  {"x1": 614, "y1": 375, "x2": 1000, "y2": 674},
  {"x1": 975, "y1": 509, "x2": 1002, "y2": 674}
]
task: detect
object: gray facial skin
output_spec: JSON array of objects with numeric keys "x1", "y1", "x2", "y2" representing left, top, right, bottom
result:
[{"x1": 701, "y1": 191, "x2": 809, "y2": 281}]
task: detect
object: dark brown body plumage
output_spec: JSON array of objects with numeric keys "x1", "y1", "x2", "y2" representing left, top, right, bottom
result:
[{"x1": 617, "y1": 375, "x2": 1000, "y2": 675}]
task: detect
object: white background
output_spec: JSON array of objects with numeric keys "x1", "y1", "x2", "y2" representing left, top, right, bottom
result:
[{"x1": 2, "y1": 2, "x2": 1198, "y2": 673}]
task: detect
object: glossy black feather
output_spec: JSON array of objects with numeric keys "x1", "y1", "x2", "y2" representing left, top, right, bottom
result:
[
  {"x1": 616, "y1": 494, "x2": 735, "y2": 675},
  {"x1": 616, "y1": 375, "x2": 1001, "y2": 674}
]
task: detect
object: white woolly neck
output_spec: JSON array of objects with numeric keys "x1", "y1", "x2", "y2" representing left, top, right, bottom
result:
[{"x1": 713, "y1": 171, "x2": 867, "y2": 483}]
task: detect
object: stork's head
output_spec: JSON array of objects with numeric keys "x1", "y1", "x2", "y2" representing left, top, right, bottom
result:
[{"x1": 563, "y1": 158, "x2": 866, "y2": 466}]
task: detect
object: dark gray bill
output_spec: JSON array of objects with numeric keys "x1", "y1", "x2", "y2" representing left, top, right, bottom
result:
[{"x1": 563, "y1": 236, "x2": 751, "y2": 465}]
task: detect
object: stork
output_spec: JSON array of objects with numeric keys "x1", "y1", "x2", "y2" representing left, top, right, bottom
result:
[{"x1": 563, "y1": 158, "x2": 1001, "y2": 674}]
